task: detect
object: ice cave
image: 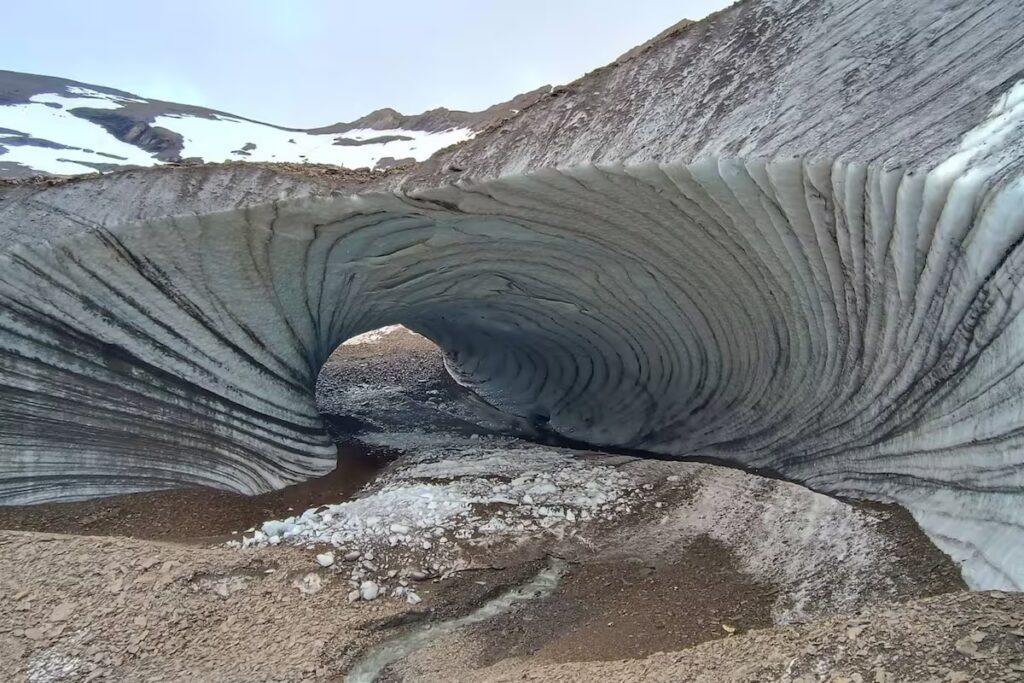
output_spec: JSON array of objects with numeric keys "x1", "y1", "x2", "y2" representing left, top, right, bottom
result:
[{"x1": 2, "y1": 0, "x2": 1023, "y2": 598}]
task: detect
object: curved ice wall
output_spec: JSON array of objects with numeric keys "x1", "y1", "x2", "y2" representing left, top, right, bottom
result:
[{"x1": 3, "y1": 142, "x2": 1024, "y2": 590}]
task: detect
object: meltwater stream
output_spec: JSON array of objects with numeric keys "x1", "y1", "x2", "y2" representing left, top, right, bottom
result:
[{"x1": 345, "y1": 558, "x2": 567, "y2": 682}]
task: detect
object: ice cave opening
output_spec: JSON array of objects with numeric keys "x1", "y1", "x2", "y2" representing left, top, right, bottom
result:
[{"x1": 2, "y1": 158, "x2": 1024, "y2": 589}]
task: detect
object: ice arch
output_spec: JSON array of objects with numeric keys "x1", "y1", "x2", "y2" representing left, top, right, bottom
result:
[{"x1": 2, "y1": 155, "x2": 1024, "y2": 589}]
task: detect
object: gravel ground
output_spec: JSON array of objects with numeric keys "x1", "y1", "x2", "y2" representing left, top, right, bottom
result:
[
  {"x1": 449, "y1": 590, "x2": 1024, "y2": 682},
  {"x1": 0, "y1": 531, "x2": 403, "y2": 682}
]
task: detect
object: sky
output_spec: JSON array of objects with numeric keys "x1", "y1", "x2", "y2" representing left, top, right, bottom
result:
[{"x1": 2, "y1": 1, "x2": 731, "y2": 128}]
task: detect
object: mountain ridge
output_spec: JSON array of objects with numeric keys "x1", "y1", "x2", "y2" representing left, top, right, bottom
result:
[{"x1": 0, "y1": 69, "x2": 548, "y2": 177}]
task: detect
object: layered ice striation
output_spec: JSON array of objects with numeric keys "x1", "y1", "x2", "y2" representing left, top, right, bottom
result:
[
  {"x1": 2, "y1": 0, "x2": 1024, "y2": 591},
  {"x1": 3, "y1": 151, "x2": 1024, "y2": 587}
]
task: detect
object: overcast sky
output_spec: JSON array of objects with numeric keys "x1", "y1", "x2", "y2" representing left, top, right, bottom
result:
[{"x1": 3, "y1": 1, "x2": 731, "y2": 127}]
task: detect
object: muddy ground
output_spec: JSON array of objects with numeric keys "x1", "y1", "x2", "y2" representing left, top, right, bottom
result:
[{"x1": 0, "y1": 447, "x2": 391, "y2": 544}]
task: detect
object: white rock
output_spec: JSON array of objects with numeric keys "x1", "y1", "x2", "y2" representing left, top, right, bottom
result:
[
  {"x1": 359, "y1": 581, "x2": 380, "y2": 601},
  {"x1": 261, "y1": 520, "x2": 294, "y2": 537},
  {"x1": 315, "y1": 552, "x2": 335, "y2": 567},
  {"x1": 530, "y1": 483, "x2": 557, "y2": 496},
  {"x1": 293, "y1": 573, "x2": 323, "y2": 595}
]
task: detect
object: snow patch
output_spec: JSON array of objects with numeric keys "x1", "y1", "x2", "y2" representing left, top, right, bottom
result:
[
  {"x1": 152, "y1": 113, "x2": 472, "y2": 169},
  {"x1": 0, "y1": 87, "x2": 472, "y2": 175},
  {"x1": 0, "y1": 91, "x2": 158, "y2": 174}
]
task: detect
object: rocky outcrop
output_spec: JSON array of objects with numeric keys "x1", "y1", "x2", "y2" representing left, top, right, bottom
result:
[
  {"x1": 1, "y1": 0, "x2": 1023, "y2": 593},
  {"x1": 395, "y1": 0, "x2": 1024, "y2": 189},
  {"x1": 70, "y1": 109, "x2": 185, "y2": 161},
  {"x1": 308, "y1": 87, "x2": 550, "y2": 137}
]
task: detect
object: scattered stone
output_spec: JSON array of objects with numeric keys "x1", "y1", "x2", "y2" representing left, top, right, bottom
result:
[
  {"x1": 49, "y1": 602, "x2": 75, "y2": 622},
  {"x1": 137, "y1": 556, "x2": 161, "y2": 570},
  {"x1": 359, "y1": 581, "x2": 380, "y2": 601},
  {"x1": 293, "y1": 573, "x2": 323, "y2": 595},
  {"x1": 315, "y1": 552, "x2": 334, "y2": 567}
]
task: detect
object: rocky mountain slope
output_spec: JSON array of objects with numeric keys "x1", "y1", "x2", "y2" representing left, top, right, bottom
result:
[
  {"x1": 0, "y1": 70, "x2": 546, "y2": 177},
  {"x1": 395, "y1": 0, "x2": 1024, "y2": 189}
]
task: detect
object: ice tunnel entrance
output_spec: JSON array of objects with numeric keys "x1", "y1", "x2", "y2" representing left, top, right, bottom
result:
[
  {"x1": 2, "y1": 158, "x2": 1024, "y2": 588},
  {"x1": 314, "y1": 323, "x2": 557, "y2": 454}
]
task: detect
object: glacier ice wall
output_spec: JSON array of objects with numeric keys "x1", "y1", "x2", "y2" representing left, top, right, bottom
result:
[{"x1": 2, "y1": 146, "x2": 1024, "y2": 589}]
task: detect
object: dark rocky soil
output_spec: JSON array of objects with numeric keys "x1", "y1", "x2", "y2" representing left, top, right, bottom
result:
[
  {"x1": 451, "y1": 590, "x2": 1024, "y2": 683},
  {"x1": 0, "y1": 445, "x2": 391, "y2": 543},
  {"x1": 474, "y1": 536, "x2": 775, "y2": 664}
]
